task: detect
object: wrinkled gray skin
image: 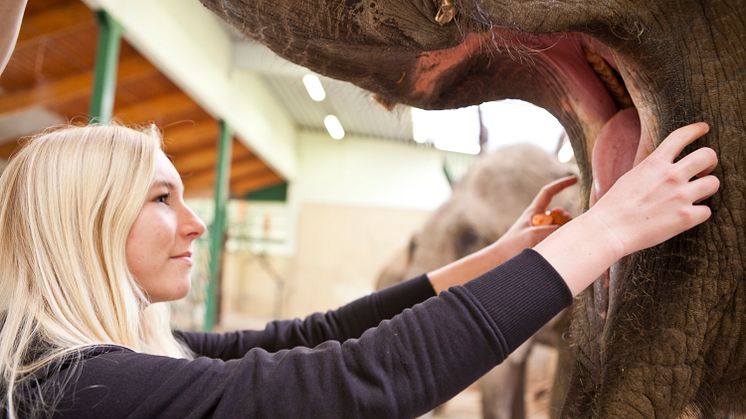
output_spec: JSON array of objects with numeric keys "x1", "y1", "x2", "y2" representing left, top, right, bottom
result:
[
  {"x1": 376, "y1": 144, "x2": 578, "y2": 419},
  {"x1": 201, "y1": 0, "x2": 746, "y2": 417}
]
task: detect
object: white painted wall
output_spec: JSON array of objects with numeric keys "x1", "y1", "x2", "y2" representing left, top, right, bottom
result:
[{"x1": 291, "y1": 130, "x2": 464, "y2": 210}]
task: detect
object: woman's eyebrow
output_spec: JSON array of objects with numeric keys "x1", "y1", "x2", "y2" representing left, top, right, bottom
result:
[{"x1": 151, "y1": 180, "x2": 177, "y2": 191}]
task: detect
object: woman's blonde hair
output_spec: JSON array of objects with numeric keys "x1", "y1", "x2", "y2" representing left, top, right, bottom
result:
[{"x1": 0, "y1": 124, "x2": 192, "y2": 417}]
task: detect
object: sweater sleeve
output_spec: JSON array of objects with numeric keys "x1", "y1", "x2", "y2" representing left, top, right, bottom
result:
[
  {"x1": 176, "y1": 274, "x2": 437, "y2": 359},
  {"x1": 54, "y1": 249, "x2": 571, "y2": 419}
]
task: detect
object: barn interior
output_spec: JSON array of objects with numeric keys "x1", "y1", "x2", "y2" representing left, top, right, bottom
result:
[{"x1": 0, "y1": 1, "x2": 575, "y2": 417}]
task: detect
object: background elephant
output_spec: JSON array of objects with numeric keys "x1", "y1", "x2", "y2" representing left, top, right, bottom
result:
[
  {"x1": 375, "y1": 144, "x2": 579, "y2": 419},
  {"x1": 201, "y1": 1, "x2": 746, "y2": 417}
]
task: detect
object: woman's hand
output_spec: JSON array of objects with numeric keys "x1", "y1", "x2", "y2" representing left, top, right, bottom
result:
[
  {"x1": 493, "y1": 176, "x2": 577, "y2": 259},
  {"x1": 535, "y1": 122, "x2": 719, "y2": 296},
  {"x1": 586, "y1": 122, "x2": 719, "y2": 258},
  {"x1": 428, "y1": 176, "x2": 577, "y2": 294}
]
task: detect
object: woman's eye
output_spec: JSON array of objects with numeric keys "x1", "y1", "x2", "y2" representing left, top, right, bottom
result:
[{"x1": 155, "y1": 193, "x2": 170, "y2": 204}]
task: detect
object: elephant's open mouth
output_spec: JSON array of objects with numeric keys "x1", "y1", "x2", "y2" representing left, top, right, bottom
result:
[
  {"x1": 514, "y1": 32, "x2": 648, "y2": 324},
  {"x1": 410, "y1": 29, "x2": 651, "y2": 323},
  {"x1": 575, "y1": 36, "x2": 644, "y2": 324},
  {"x1": 412, "y1": 29, "x2": 651, "y2": 323},
  {"x1": 553, "y1": 34, "x2": 649, "y2": 325}
]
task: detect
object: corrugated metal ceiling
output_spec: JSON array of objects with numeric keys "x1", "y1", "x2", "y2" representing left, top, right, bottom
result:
[{"x1": 263, "y1": 73, "x2": 415, "y2": 142}]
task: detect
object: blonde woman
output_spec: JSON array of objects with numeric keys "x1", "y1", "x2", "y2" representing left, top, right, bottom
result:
[{"x1": 0, "y1": 120, "x2": 718, "y2": 418}]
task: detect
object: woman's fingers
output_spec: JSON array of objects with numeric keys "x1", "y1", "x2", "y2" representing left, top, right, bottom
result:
[
  {"x1": 676, "y1": 146, "x2": 718, "y2": 179},
  {"x1": 687, "y1": 175, "x2": 720, "y2": 203},
  {"x1": 528, "y1": 175, "x2": 577, "y2": 213},
  {"x1": 687, "y1": 205, "x2": 713, "y2": 226},
  {"x1": 654, "y1": 122, "x2": 710, "y2": 161}
]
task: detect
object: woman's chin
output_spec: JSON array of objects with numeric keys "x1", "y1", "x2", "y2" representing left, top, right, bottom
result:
[{"x1": 148, "y1": 281, "x2": 191, "y2": 303}]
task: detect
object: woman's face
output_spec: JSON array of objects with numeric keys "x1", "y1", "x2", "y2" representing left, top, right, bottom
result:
[{"x1": 126, "y1": 151, "x2": 206, "y2": 302}]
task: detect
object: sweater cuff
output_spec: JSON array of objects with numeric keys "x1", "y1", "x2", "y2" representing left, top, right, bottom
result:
[{"x1": 463, "y1": 248, "x2": 572, "y2": 353}]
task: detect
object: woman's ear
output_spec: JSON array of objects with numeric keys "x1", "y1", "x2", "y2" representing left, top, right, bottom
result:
[{"x1": 0, "y1": 0, "x2": 28, "y2": 76}]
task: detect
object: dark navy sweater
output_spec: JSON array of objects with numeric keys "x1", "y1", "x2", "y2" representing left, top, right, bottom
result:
[{"x1": 48, "y1": 249, "x2": 571, "y2": 418}]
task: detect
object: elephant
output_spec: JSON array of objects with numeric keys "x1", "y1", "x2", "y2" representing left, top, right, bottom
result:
[
  {"x1": 375, "y1": 144, "x2": 579, "y2": 419},
  {"x1": 199, "y1": 1, "x2": 746, "y2": 417}
]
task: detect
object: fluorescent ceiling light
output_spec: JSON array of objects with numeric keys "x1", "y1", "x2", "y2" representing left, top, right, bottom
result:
[
  {"x1": 302, "y1": 74, "x2": 326, "y2": 102},
  {"x1": 324, "y1": 115, "x2": 345, "y2": 140}
]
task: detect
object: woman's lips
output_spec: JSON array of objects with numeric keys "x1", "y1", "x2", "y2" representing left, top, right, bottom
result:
[{"x1": 171, "y1": 252, "x2": 193, "y2": 265}]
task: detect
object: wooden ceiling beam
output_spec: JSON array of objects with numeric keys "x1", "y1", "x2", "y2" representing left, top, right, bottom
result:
[
  {"x1": 0, "y1": 55, "x2": 155, "y2": 115},
  {"x1": 179, "y1": 151, "x2": 256, "y2": 186},
  {"x1": 162, "y1": 119, "x2": 219, "y2": 155},
  {"x1": 16, "y1": 2, "x2": 94, "y2": 48},
  {"x1": 184, "y1": 170, "x2": 283, "y2": 198},
  {"x1": 112, "y1": 92, "x2": 198, "y2": 125},
  {"x1": 231, "y1": 172, "x2": 284, "y2": 197},
  {"x1": 182, "y1": 156, "x2": 267, "y2": 192},
  {"x1": 0, "y1": 140, "x2": 23, "y2": 159},
  {"x1": 182, "y1": 156, "x2": 267, "y2": 187},
  {"x1": 229, "y1": 157, "x2": 267, "y2": 180},
  {"x1": 229, "y1": 165, "x2": 275, "y2": 185},
  {"x1": 173, "y1": 139, "x2": 252, "y2": 176}
]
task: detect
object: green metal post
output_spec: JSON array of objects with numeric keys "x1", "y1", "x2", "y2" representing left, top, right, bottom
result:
[
  {"x1": 89, "y1": 10, "x2": 122, "y2": 123},
  {"x1": 203, "y1": 120, "x2": 233, "y2": 331}
]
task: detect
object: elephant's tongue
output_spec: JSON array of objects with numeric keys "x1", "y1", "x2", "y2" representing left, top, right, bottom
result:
[
  {"x1": 588, "y1": 107, "x2": 641, "y2": 327},
  {"x1": 591, "y1": 107, "x2": 641, "y2": 201}
]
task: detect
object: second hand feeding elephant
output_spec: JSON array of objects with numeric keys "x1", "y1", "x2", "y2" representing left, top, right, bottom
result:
[
  {"x1": 376, "y1": 144, "x2": 579, "y2": 419},
  {"x1": 199, "y1": 1, "x2": 746, "y2": 417}
]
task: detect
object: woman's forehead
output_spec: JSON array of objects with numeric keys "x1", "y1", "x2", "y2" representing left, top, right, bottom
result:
[{"x1": 153, "y1": 151, "x2": 183, "y2": 189}]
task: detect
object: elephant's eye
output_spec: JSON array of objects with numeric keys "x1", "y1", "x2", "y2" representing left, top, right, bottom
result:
[
  {"x1": 407, "y1": 236, "x2": 418, "y2": 262},
  {"x1": 454, "y1": 225, "x2": 481, "y2": 258}
]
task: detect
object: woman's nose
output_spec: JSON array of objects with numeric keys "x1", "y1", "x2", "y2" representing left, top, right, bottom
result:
[{"x1": 182, "y1": 207, "x2": 207, "y2": 239}]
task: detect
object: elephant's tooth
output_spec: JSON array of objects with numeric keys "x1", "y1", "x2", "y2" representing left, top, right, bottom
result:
[{"x1": 583, "y1": 48, "x2": 633, "y2": 109}]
